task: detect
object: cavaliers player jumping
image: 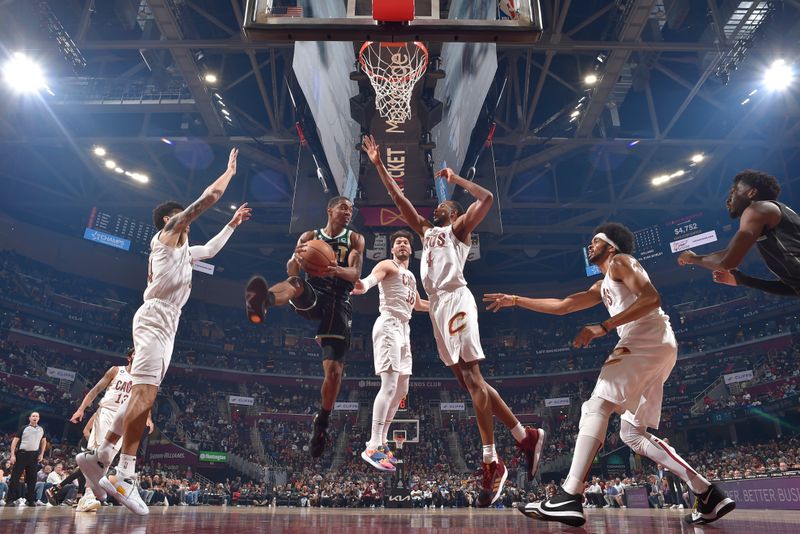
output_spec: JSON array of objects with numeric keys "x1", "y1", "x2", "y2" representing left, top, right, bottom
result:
[
  {"x1": 362, "y1": 134, "x2": 544, "y2": 506},
  {"x1": 245, "y1": 196, "x2": 365, "y2": 458},
  {"x1": 352, "y1": 230, "x2": 429, "y2": 471},
  {"x1": 78, "y1": 148, "x2": 250, "y2": 515},
  {"x1": 678, "y1": 170, "x2": 800, "y2": 297},
  {"x1": 485, "y1": 223, "x2": 735, "y2": 527}
]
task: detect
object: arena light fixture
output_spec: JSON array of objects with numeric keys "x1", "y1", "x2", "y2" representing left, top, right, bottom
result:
[
  {"x1": 204, "y1": 73, "x2": 218, "y2": 84},
  {"x1": 2, "y1": 52, "x2": 50, "y2": 94},
  {"x1": 114, "y1": 167, "x2": 124, "y2": 174},
  {"x1": 652, "y1": 175, "x2": 670, "y2": 186},
  {"x1": 691, "y1": 153, "x2": 705, "y2": 163},
  {"x1": 93, "y1": 146, "x2": 107, "y2": 157},
  {"x1": 130, "y1": 173, "x2": 149, "y2": 184},
  {"x1": 570, "y1": 110, "x2": 580, "y2": 118},
  {"x1": 160, "y1": 137, "x2": 173, "y2": 145},
  {"x1": 764, "y1": 59, "x2": 793, "y2": 91},
  {"x1": 584, "y1": 73, "x2": 598, "y2": 85},
  {"x1": 104, "y1": 159, "x2": 117, "y2": 169},
  {"x1": 230, "y1": 204, "x2": 237, "y2": 210}
]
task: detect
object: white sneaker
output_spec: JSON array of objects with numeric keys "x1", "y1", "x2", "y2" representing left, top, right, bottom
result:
[
  {"x1": 0, "y1": 499, "x2": 5, "y2": 506},
  {"x1": 17, "y1": 499, "x2": 27, "y2": 507},
  {"x1": 35, "y1": 501, "x2": 46, "y2": 506},
  {"x1": 163, "y1": 498, "x2": 170, "y2": 507},
  {"x1": 76, "y1": 496, "x2": 102, "y2": 512},
  {"x1": 76, "y1": 450, "x2": 109, "y2": 501},
  {"x1": 99, "y1": 475, "x2": 149, "y2": 516},
  {"x1": 678, "y1": 504, "x2": 684, "y2": 509}
]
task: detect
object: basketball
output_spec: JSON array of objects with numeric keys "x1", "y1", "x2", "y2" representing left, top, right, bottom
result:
[{"x1": 300, "y1": 239, "x2": 336, "y2": 276}]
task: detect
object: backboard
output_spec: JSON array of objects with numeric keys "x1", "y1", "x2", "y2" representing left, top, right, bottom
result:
[{"x1": 244, "y1": 0, "x2": 543, "y2": 43}]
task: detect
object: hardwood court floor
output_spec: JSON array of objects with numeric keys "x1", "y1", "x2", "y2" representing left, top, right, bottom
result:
[{"x1": 1, "y1": 505, "x2": 799, "y2": 533}]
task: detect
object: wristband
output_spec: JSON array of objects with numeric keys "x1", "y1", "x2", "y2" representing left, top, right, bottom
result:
[
  {"x1": 599, "y1": 322, "x2": 610, "y2": 333},
  {"x1": 361, "y1": 274, "x2": 378, "y2": 292},
  {"x1": 511, "y1": 295, "x2": 518, "y2": 306}
]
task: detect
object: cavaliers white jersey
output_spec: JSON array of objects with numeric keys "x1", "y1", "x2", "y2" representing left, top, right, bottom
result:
[
  {"x1": 600, "y1": 261, "x2": 671, "y2": 342},
  {"x1": 143, "y1": 232, "x2": 193, "y2": 309},
  {"x1": 420, "y1": 225, "x2": 469, "y2": 296},
  {"x1": 378, "y1": 261, "x2": 416, "y2": 321},
  {"x1": 98, "y1": 366, "x2": 133, "y2": 411}
]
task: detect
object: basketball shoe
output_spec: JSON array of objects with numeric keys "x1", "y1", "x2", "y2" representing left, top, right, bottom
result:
[
  {"x1": 76, "y1": 450, "x2": 108, "y2": 501},
  {"x1": 361, "y1": 446, "x2": 396, "y2": 472},
  {"x1": 75, "y1": 494, "x2": 102, "y2": 513},
  {"x1": 519, "y1": 486, "x2": 585, "y2": 527},
  {"x1": 245, "y1": 276, "x2": 272, "y2": 324},
  {"x1": 517, "y1": 427, "x2": 546, "y2": 480},
  {"x1": 308, "y1": 413, "x2": 328, "y2": 458},
  {"x1": 476, "y1": 458, "x2": 508, "y2": 507},
  {"x1": 684, "y1": 484, "x2": 735, "y2": 525},
  {"x1": 99, "y1": 474, "x2": 149, "y2": 515},
  {"x1": 382, "y1": 443, "x2": 398, "y2": 465}
]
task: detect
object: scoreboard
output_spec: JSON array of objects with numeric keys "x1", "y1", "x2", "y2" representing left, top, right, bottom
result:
[
  {"x1": 583, "y1": 213, "x2": 719, "y2": 277},
  {"x1": 84, "y1": 207, "x2": 156, "y2": 254}
]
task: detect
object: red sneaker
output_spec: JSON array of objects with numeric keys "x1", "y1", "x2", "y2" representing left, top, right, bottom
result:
[
  {"x1": 476, "y1": 458, "x2": 508, "y2": 507},
  {"x1": 517, "y1": 427, "x2": 546, "y2": 480}
]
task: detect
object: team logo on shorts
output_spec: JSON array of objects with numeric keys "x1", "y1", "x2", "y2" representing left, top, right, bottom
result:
[{"x1": 448, "y1": 312, "x2": 467, "y2": 335}]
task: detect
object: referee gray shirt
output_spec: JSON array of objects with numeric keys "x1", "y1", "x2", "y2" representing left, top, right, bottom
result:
[{"x1": 16, "y1": 425, "x2": 45, "y2": 452}]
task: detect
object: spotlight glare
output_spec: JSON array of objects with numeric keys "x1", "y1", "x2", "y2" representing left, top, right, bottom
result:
[
  {"x1": 584, "y1": 74, "x2": 598, "y2": 85},
  {"x1": 204, "y1": 73, "x2": 218, "y2": 84},
  {"x1": 230, "y1": 204, "x2": 237, "y2": 210},
  {"x1": 93, "y1": 146, "x2": 107, "y2": 157},
  {"x1": 570, "y1": 110, "x2": 580, "y2": 118},
  {"x1": 741, "y1": 98, "x2": 750, "y2": 105},
  {"x1": 2, "y1": 52, "x2": 48, "y2": 93},
  {"x1": 114, "y1": 167, "x2": 124, "y2": 174},
  {"x1": 104, "y1": 159, "x2": 116, "y2": 169},
  {"x1": 160, "y1": 137, "x2": 173, "y2": 145},
  {"x1": 628, "y1": 140, "x2": 640, "y2": 147},
  {"x1": 221, "y1": 109, "x2": 230, "y2": 116},
  {"x1": 130, "y1": 173, "x2": 149, "y2": 184},
  {"x1": 691, "y1": 153, "x2": 704, "y2": 163},
  {"x1": 652, "y1": 175, "x2": 669, "y2": 186},
  {"x1": 764, "y1": 59, "x2": 793, "y2": 91}
]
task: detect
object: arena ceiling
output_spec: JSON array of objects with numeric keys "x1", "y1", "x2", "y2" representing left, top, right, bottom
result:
[{"x1": 1, "y1": 0, "x2": 800, "y2": 286}]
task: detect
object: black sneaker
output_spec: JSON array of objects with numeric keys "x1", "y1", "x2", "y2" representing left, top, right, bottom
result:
[
  {"x1": 245, "y1": 276, "x2": 270, "y2": 324},
  {"x1": 684, "y1": 484, "x2": 735, "y2": 525},
  {"x1": 517, "y1": 487, "x2": 585, "y2": 527},
  {"x1": 308, "y1": 413, "x2": 328, "y2": 458},
  {"x1": 45, "y1": 487, "x2": 58, "y2": 506}
]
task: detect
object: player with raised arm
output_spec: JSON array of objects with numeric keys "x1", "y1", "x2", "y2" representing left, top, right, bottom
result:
[
  {"x1": 77, "y1": 148, "x2": 250, "y2": 516},
  {"x1": 485, "y1": 222, "x2": 735, "y2": 527},
  {"x1": 245, "y1": 196, "x2": 365, "y2": 458},
  {"x1": 66, "y1": 349, "x2": 153, "y2": 512},
  {"x1": 352, "y1": 230, "x2": 429, "y2": 471},
  {"x1": 678, "y1": 170, "x2": 800, "y2": 297},
  {"x1": 362, "y1": 134, "x2": 544, "y2": 507}
]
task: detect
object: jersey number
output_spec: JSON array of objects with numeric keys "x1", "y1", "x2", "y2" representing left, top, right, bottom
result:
[
  {"x1": 337, "y1": 246, "x2": 348, "y2": 265},
  {"x1": 115, "y1": 393, "x2": 129, "y2": 404}
]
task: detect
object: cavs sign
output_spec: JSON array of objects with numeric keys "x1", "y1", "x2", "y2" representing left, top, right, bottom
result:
[{"x1": 361, "y1": 206, "x2": 434, "y2": 227}]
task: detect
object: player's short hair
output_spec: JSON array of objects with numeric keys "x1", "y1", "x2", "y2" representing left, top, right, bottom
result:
[
  {"x1": 126, "y1": 347, "x2": 135, "y2": 358},
  {"x1": 733, "y1": 170, "x2": 781, "y2": 201},
  {"x1": 327, "y1": 196, "x2": 352, "y2": 209},
  {"x1": 593, "y1": 222, "x2": 635, "y2": 255},
  {"x1": 390, "y1": 230, "x2": 415, "y2": 249},
  {"x1": 446, "y1": 200, "x2": 465, "y2": 217},
  {"x1": 153, "y1": 201, "x2": 184, "y2": 230}
]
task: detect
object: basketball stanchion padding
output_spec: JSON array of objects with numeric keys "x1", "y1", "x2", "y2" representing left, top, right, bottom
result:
[{"x1": 373, "y1": 0, "x2": 414, "y2": 23}]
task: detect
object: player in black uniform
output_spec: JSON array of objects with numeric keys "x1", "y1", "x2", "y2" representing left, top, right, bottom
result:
[
  {"x1": 246, "y1": 196, "x2": 365, "y2": 456},
  {"x1": 678, "y1": 170, "x2": 800, "y2": 297}
]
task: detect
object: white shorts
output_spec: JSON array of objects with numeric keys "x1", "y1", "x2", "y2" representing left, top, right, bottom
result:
[
  {"x1": 131, "y1": 299, "x2": 180, "y2": 387},
  {"x1": 87, "y1": 407, "x2": 122, "y2": 452},
  {"x1": 591, "y1": 325, "x2": 677, "y2": 430},
  {"x1": 372, "y1": 314, "x2": 412, "y2": 376},
  {"x1": 428, "y1": 286, "x2": 486, "y2": 367}
]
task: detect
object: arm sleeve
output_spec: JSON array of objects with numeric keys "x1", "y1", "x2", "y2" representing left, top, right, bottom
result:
[
  {"x1": 731, "y1": 270, "x2": 800, "y2": 297},
  {"x1": 188, "y1": 224, "x2": 235, "y2": 261}
]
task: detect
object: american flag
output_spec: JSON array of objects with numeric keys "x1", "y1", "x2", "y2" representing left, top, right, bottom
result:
[{"x1": 268, "y1": 6, "x2": 304, "y2": 18}]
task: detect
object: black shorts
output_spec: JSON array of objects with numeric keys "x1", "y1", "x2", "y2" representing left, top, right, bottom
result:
[{"x1": 290, "y1": 279, "x2": 352, "y2": 358}]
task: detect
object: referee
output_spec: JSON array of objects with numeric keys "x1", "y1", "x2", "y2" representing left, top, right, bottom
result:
[{"x1": 8, "y1": 412, "x2": 47, "y2": 507}]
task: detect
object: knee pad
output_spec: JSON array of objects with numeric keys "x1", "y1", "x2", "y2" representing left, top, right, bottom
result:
[
  {"x1": 619, "y1": 420, "x2": 649, "y2": 455},
  {"x1": 577, "y1": 397, "x2": 615, "y2": 441}
]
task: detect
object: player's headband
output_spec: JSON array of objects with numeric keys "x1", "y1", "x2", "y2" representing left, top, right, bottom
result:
[{"x1": 594, "y1": 232, "x2": 621, "y2": 252}]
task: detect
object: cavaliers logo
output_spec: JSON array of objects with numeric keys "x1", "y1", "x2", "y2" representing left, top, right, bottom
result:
[
  {"x1": 448, "y1": 312, "x2": 467, "y2": 335},
  {"x1": 380, "y1": 208, "x2": 407, "y2": 226}
]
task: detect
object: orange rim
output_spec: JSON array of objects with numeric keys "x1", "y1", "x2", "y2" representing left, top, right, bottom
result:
[{"x1": 359, "y1": 41, "x2": 429, "y2": 83}]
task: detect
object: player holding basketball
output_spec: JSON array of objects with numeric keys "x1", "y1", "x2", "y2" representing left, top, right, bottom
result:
[
  {"x1": 362, "y1": 134, "x2": 544, "y2": 506},
  {"x1": 485, "y1": 223, "x2": 734, "y2": 527},
  {"x1": 351, "y1": 230, "x2": 429, "y2": 471},
  {"x1": 245, "y1": 196, "x2": 365, "y2": 458},
  {"x1": 677, "y1": 170, "x2": 800, "y2": 297},
  {"x1": 68, "y1": 349, "x2": 153, "y2": 512},
  {"x1": 78, "y1": 148, "x2": 249, "y2": 516}
]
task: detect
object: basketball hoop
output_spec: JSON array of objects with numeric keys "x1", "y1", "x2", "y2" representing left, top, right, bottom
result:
[
  {"x1": 359, "y1": 41, "x2": 428, "y2": 125},
  {"x1": 395, "y1": 435, "x2": 406, "y2": 450}
]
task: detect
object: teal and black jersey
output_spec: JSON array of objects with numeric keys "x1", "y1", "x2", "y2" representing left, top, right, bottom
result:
[{"x1": 307, "y1": 227, "x2": 355, "y2": 298}]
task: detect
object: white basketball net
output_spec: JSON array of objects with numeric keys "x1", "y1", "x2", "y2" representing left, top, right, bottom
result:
[{"x1": 359, "y1": 41, "x2": 428, "y2": 125}]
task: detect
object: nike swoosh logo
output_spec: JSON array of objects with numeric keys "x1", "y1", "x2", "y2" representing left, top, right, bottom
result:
[
  {"x1": 701, "y1": 492, "x2": 713, "y2": 505},
  {"x1": 544, "y1": 499, "x2": 577, "y2": 509}
]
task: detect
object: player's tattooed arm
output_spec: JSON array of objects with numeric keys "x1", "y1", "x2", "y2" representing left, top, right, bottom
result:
[
  {"x1": 327, "y1": 232, "x2": 365, "y2": 283},
  {"x1": 288, "y1": 231, "x2": 316, "y2": 277},
  {"x1": 484, "y1": 280, "x2": 602, "y2": 315},
  {"x1": 603, "y1": 255, "x2": 661, "y2": 330},
  {"x1": 362, "y1": 135, "x2": 431, "y2": 238},
  {"x1": 70, "y1": 366, "x2": 118, "y2": 423},
  {"x1": 163, "y1": 148, "x2": 239, "y2": 238}
]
